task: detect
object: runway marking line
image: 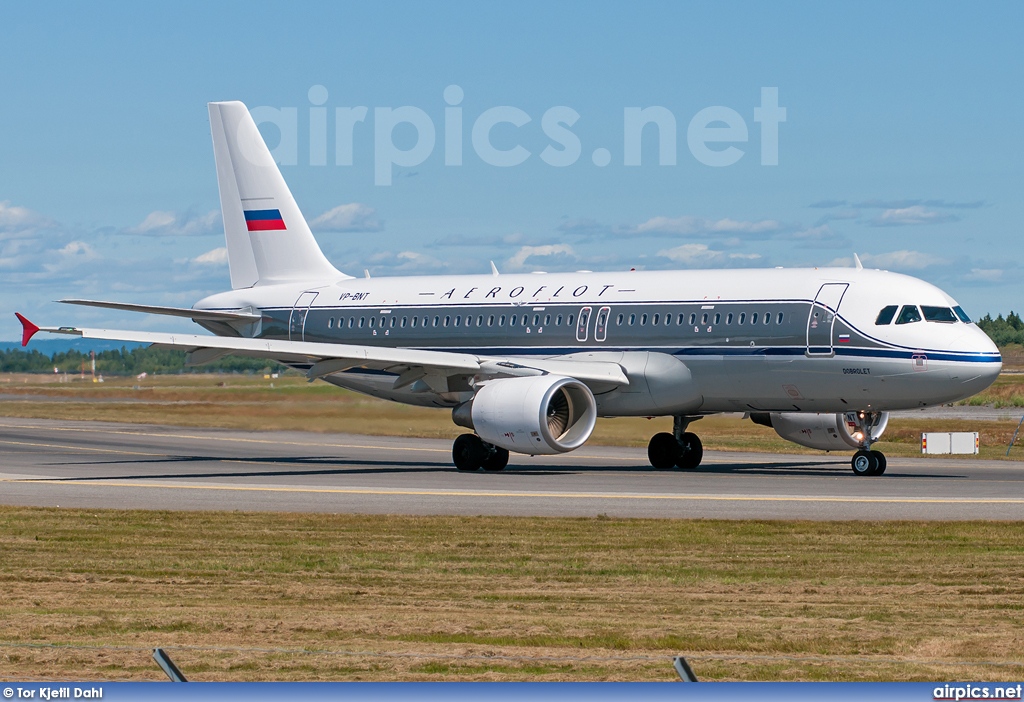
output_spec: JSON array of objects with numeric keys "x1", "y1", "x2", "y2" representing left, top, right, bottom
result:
[
  {"x1": 0, "y1": 438, "x2": 167, "y2": 458},
  {"x1": 8, "y1": 478, "x2": 1024, "y2": 505},
  {"x1": 0, "y1": 422, "x2": 711, "y2": 465}
]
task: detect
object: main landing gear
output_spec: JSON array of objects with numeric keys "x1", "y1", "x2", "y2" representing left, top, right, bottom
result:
[
  {"x1": 851, "y1": 449, "x2": 887, "y2": 476},
  {"x1": 452, "y1": 434, "x2": 510, "y2": 472},
  {"x1": 647, "y1": 416, "x2": 704, "y2": 470}
]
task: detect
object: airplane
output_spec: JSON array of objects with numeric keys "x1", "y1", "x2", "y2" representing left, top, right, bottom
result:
[{"x1": 16, "y1": 101, "x2": 1002, "y2": 476}]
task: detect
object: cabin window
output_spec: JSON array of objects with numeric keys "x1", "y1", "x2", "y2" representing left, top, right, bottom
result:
[
  {"x1": 454, "y1": 315, "x2": 461, "y2": 327},
  {"x1": 348, "y1": 317, "x2": 355, "y2": 328},
  {"x1": 665, "y1": 313, "x2": 672, "y2": 325},
  {"x1": 327, "y1": 318, "x2": 334, "y2": 329},
  {"x1": 738, "y1": 312, "x2": 746, "y2": 324},
  {"x1": 488, "y1": 315, "x2": 495, "y2": 326},
  {"x1": 751, "y1": 312, "x2": 759, "y2": 324},
  {"x1": 533, "y1": 314, "x2": 540, "y2": 326},
  {"x1": 617, "y1": 313, "x2": 624, "y2": 325},
  {"x1": 653, "y1": 313, "x2": 660, "y2": 325},
  {"x1": 433, "y1": 315, "x2": 440, "y2": 327},
  {"x1": 701, "y1": 313, "x2": 708, "y2": 325},
  {"x1": 477, "y1": 315, "x2": 484, "y2": 326},
  {"x1": 629, "y1": 313, "x2": 636, "y2": 326},
  {"x1": 895, "y1": 305, "x2": 922, "y2": 325},
  {"x1": 638, "y1": 313, "x2": 646, "y2": 325},
  {"x1": 922, "y1": 306, "x2": 957, "y2": 323},
  {"x1": 389, "y1": 316, "x2": 396, "y2": 328},
  {"x1": 556, "y1": 314, "x2": 563, "y2": 325},
  {"x1": 875, "y1": 305, "x2": 898, "y2": 325},
  {"x1": 726, "y1": 313, "x2": 734, "y2": 324},
  {"x1": 714, "y1": 313, "x2": 721, "y2": 325},
  {"x1": 401, "y1": 317, "x2": 407, "y2": 328},
  {"x1": 954, "y1": 306, "x2": 971, "y2": 323},
  {"x1": 358, "y1": 317, "x2": 365, "y2": 328},
  {"x1": 510, "y1": 315, "x2": 517, "y2": 327},
  {"x1": 443, "y1": 315, "x2": 450, "y2": 327},
  {"x1": 370, "y1": 317, "x2": 377, "y2": 328},
  {"x1": 411, "y1": 316, "x2": 417, "y2": 328},
  {"x1": 567, "y1": 314, "x2": 575, "y2": 326},
  {"x1": 689, "y1": 313, "x2": 696, "y2": 325},
  {"x1": 777, "y1": 312, "x2": 784, "y2": 324},
  {"x1": 544, "y1": 314, "x2": 551, "y2": 325},
  {"x1": 500, "y1": 314, "x2": 506, "y2": 326},
  {"x1": 677, "y1": 313, "x2": 685, "y2": 325}
]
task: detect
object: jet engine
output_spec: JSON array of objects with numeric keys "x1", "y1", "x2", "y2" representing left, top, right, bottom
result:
[
  {"x1": 750, "y1": 411, "x2": 889, "y2": 451},
  {"x1": 453, "y1": 376, "x2": 597, "y2": 455}
]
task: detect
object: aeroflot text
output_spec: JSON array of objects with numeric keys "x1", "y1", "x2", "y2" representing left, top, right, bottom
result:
[
  {"x1": 934, "y1": 684, "x2": 1023, "y2": 700},
  {"x1": 251, "y1": 85, "x2": 786, "y2": 184}
]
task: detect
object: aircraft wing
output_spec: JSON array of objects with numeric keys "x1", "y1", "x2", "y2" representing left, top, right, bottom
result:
[
  {"x1": 58, "y1": 299, "x2": 262, "y2": 322},
  {"x1": 21, "y1": 319, "x2": 629, "y2": 389}
]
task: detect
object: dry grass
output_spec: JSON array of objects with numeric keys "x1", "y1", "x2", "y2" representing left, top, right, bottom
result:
[
  {"x1": 0, "y1": 508, "x2": 1022, "y2": 681},
  {"x1": 2, "y1": 373, "x2": 1023, "y2": 459}
]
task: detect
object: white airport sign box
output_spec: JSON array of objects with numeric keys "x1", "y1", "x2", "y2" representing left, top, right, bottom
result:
[{"x1": 921, "y1": 432, "x2": 980, "y2": 455}]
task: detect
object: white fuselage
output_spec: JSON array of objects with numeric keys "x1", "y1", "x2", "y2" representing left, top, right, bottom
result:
[{"x1": 195, "y1": 266, "x2": 1002, "y2": 417}]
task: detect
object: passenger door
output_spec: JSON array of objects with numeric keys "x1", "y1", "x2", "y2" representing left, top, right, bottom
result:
[
  {"x1": 806, "y1": 283, "x2": 848, "y2": 356},
  {"x1": 289, "y1": 291, "x2": 319, "y2": 341}
]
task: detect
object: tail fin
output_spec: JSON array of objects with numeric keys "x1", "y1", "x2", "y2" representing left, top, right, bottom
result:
[{"x1": 208, "y1": 101, "x2": 346, "y2": 288}]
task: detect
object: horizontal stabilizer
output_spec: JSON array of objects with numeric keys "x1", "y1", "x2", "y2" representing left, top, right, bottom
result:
[{"x1": 58, "y1": 299, "x2": 262, "y2": 322}]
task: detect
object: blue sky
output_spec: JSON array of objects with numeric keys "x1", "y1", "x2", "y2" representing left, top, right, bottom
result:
[{"x1": 1, "y1": 1, "x2": 1021, "y2": 340}]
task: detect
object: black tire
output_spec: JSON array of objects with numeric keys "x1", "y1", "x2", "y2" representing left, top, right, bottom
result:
[
  {"x1": 851, "y1": 449, "x2": 877, "y2": 476},
  {"x1": 676, "y1": 432, "x2": 704, "y2": 470},
  {"x1": 871, "y1": 450, "x2": 887, "y2": 476},
  {"x1": 453, "y1": 433, "x2": 485, "y2": 472},
  {"x1": 648, "y1": 432, "x2": 680, "y2": 469},
  {"x1": 482, "y1": 446, "x2": 510, "y2": 472}
]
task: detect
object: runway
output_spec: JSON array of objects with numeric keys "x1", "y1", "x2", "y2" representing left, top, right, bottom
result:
[{"x1": 1, "y1": 417, "x2": 1022, "y2": 520}]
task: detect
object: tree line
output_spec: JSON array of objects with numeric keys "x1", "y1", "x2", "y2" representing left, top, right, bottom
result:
[
  {"x1": 976, "y1": 312, "x2": 1024, "y2": 347},
  {"x1": 0, "y1": 346, "x2": 286, "y2": 375}
]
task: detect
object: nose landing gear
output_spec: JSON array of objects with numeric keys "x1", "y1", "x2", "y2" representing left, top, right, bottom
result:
[{"x1": 849, "y1": 411, "x2": 887, "y2": 476}]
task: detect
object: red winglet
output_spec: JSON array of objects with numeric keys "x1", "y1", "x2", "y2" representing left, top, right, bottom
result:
[{"x1": 15, "y1": 313, "x2": 40, "y2": 347}]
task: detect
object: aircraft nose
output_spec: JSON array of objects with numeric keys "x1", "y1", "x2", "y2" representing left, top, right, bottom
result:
[{"x1": 955, "y1": 327, "x2": 1001, "y2": 396}]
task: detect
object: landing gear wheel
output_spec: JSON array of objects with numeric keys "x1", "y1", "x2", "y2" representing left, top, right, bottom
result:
[
  {"x1": 482, "y1": 447, "x2": 510, "y2": 472},
  {"x1": 648, "y1": 432, "x2": 680, "y2": 470},
  {"x1": 871, "y1": 450, "x2": 887, "y2": 476},
  {"x1": 453, "y1": 433, "x2": 486, "y2": 472},
  {"x1": 851, "y1": 449, "x2": 879, "y2": 476},
  {"x1": 676, "y1": 432, "x2": 704, "y2": 470}
]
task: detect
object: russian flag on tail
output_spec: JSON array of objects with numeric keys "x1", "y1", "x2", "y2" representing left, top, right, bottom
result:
[{"x1": 244, "y1": 208, "x2": 286, "y2": 231}]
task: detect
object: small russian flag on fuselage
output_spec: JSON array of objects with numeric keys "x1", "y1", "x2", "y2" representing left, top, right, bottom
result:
[
  {"x1": 838, "y1": 334, "x2": 851, "y2": 343},
  {"x1": 244, "y1": 208, "x2": 286, "y2": 231}
]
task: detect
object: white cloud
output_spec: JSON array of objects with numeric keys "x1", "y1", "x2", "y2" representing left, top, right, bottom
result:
[
  {"x1": 42, "y1": 241, "x2": 99, "y2": 272},
  {"x1": 657, "y1": 243, "x2": 762, "y2": 266},
  {"x1": 125, "y1": 210, "x2": 221, "y2": 236},
  {"x1": 309, "y1": 203, "x2": 383, "y2": 232},
  {"x1": 853, "y1": 250, "x2": 947, "y2": 270},
  {"x1": 963, "y1": 268, "x2": 1003, "y2": 283},
  {"x1": 365, "y1": 250, "x2": 446, "y2": 273},
  {"x1": 634, "y1": 215, "x2": 782, "y2": 237},
  {"x1": 191, "y1": 247, "x2": 228, "y2": 266},
  {"x1": 506, "y1": 244, "x2": 576, "y2": 271},
  {"x1": 869, "y1": 206, "x2": 959, "y2": 227},
  {"x1": 0, "y1": 201, "x2": 58, "y2": 239}
]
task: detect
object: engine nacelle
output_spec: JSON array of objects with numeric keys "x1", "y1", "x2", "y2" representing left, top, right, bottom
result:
[
  {"x1": 750, "y1": 411, "x2": 889, "y2": 451},
  {"x1": 453, "y1": 376, "x2": 597, "y2": 455}
]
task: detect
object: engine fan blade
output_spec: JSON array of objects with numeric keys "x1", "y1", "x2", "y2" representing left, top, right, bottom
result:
[{"x1": 546, "y1": 389, "x2": 571, "y2": 437}]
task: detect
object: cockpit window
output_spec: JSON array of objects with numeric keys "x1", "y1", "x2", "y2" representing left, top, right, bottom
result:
[
  {"x1": 922, "y1": 306, "x2": 957, "y2": 323},
  {"x1": 953, "y1": 305, "x2": 972, "y2": 323},
  {"x1": 875, "y1": 305, "x2": 898, "y2": 325},
  {"x1": 895, "y1": 305, "x2": 922, "y2": 325}
]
